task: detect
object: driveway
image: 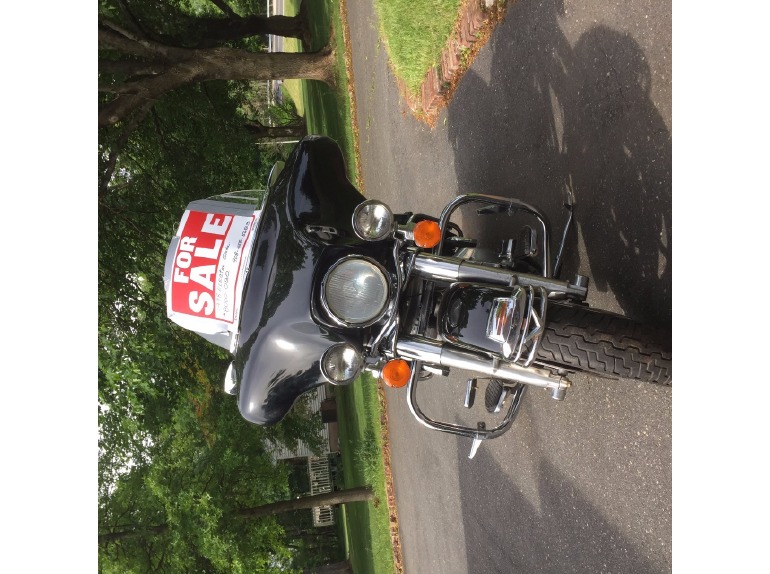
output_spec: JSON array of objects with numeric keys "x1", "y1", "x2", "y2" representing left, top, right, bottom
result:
[{"x1": 345, "y1": 0, "x2": 672, "y2": 572}]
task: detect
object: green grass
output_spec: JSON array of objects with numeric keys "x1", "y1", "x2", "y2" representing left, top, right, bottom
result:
[
  {"x1": 373, "y1": 0, "x2": 462, "y2": 96},
  {"x1": 282, "y1": 0, "x2": 359, "y2": 186},
  {"x1": 335, "y1": 374, "x2": 395, "y2": 574},
  {"x1": 280, "y1": 0, "x2": 304, "y2": 116}
]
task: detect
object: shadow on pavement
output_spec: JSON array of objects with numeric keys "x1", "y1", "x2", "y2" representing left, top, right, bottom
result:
[
  {"x1": 456, "y1": 437, "x2": 662, "y2": 574},
  {"x1": 446, "y1": 0, "x2": 671, "y2": 328}
]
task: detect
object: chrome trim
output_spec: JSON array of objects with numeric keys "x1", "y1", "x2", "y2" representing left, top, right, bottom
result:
[
  {"x1": 520, "y1": 286, "x2": 547, "y2": 367},
  {"x1": 464, "y1": 378, "x2": 477, "y2": 408},
  {"x1": 412, "y1": 253, "x2": 460, "y2": 281},
  {"x1": 405, "y1": 359, "x2": 527, "y2": 455},
  {"x1": 267, "y1": 160, "x2": 285, "y2": 191},
  {"x1": 493, "y1": 386, "x2": 509, "y2": 413},
  {"x1": 396, "y1": 336, "x2": 570, "y2": 392},
  {"x1": 436, "y1": 194, "x2": 552, "y2": 278},
  {"x1": 411, "y1": 252, "x2": 586, "y2": 298},
  {"x1": 320, "y1": 343, "x2": 364, "y2": 385},
  {"x1": 352, "y1": 199, "x2": 395, "y2": 241},
  {"x1": 369, "y1": 243, "x2": 406, "y2": 353},
  {"x1": 224, "y1": 363, "x2": 238, "y2": 395},
  {"x1": 486, "y1": 286, "x2": 526, "y2": 359},
  {"x1": 320, "y1": 255, "x2": 393, "y2": 328},
  {"x1": 228, "y1": 329, "x2": 240, "y2": 355}
]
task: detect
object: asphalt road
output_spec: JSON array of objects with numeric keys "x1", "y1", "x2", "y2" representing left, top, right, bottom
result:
[{"x1": 345, "y1": 0, "x2": 672, "y2": 572}]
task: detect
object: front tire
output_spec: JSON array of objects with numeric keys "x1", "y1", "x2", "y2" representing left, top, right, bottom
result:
[{"x1": 535, "y1": 303, "x2": 671, "y2": 385}]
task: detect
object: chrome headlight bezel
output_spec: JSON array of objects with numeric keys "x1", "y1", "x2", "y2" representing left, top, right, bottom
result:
[
  {"x1": 352, "y1": 200, "x2": 394, "y2": 241},
  {"x1": 320, "y1": 256, "x2": 392, "y2": 328},
  {"x1": 320, "y1": 343, "x2": 364, "y2": 385}
]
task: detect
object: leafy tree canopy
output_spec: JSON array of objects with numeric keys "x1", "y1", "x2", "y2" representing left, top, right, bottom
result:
[
  {"x1": 98, "y1": 1, "x2": 329, "y2": 571},
  {"x1": 99, "y1": 392, "x2": 324, "y2": 572}
]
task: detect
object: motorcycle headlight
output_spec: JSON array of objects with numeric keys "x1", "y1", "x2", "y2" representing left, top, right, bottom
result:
[
  {"x1": 352, "y1": 200, "x2": 394, "y2": 241},
  {"x1": 322, "y1": 257, "x2": 390, "y2": 326},
  {"x1": 321, "y1": 343, "x2": 364, "y2": 384}
]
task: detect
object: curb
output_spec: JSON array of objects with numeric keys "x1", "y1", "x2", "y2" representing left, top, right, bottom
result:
[
  {"x1": 396, "y1": 0, "x2": 509, "y2": 126},
  {"x1": 376, "y1": 380, "x2": 405, "y2": 574}
]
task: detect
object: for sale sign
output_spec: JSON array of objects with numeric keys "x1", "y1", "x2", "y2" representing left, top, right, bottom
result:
[{"x1": 165, "y1": 206, "x2": 259, "y2": 339}]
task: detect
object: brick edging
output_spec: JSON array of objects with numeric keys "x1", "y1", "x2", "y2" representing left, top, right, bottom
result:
[{"x1": 396, "y1": 0, "x2": 508, "y2": 126}]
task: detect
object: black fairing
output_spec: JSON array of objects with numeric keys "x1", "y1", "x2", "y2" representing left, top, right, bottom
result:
[{"x1": 234, "y1": 136, "x2": 395, "y2": 425}]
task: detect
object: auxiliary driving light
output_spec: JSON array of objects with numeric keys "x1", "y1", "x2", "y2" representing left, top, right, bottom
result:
[
  {"x1": 321, "y1": 344, "x2": 364, "y2": 385},
  {"x1": 352, "y1": 200, "x2": 394, "y2": 241}
]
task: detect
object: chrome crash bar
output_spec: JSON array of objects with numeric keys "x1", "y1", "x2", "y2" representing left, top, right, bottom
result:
[
  {"x1": 411, "y1": 253, "x2": 587, "y2": 300},
  {"x1": 383, "y1": 193, "x2": 582, "y2": 457},
  {"x1": 395, "y1": 336, "x2": 571, "y2": 458},
  {"x1": 436, "y1": 193, "x2": 553, "y2": 276},
  {"x1": 396, "y1": 336, "x2": 571, "y2": 397},
  {"x1": 405, "y1": 358, "x2": 527, "y2": 459}
]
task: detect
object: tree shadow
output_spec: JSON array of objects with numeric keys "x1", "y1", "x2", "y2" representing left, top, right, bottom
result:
[{"x1": 446, "y1": 0, "x2": 671, "y2": 328}]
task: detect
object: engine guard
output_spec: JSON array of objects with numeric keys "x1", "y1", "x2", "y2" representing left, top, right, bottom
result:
[{"x1": 405, "y1": 358, "x2": 527, "y2": 459}]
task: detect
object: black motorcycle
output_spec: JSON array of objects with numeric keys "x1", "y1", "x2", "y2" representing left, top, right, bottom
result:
[{"x1": 167, "y1": 135, "x2": 671, "y2": 458}]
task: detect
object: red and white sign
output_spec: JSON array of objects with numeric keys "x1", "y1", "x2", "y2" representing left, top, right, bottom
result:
[{"x1": 167, "y1": 209, "x2": 258, "y2": 334}]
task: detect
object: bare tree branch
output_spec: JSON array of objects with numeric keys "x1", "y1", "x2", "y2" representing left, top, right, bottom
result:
[
  {"x1": 99, "y1": 102, "x2": 154, "y2": 192},
  {"x1": 99, "y1": 27, "x2": 161, "y2": 59},
  {"x1": 207, "y1": 0, "x2": 238, "y2": 18},
  {"x1": 98, "y1": 70, "x2": 185, "y2": 126},
  {"x1": 99, "y1": 20, "x2": 170, "y2": 59},
  {"x1": 100, "y1": 59, "x2": 167, "y2": 78},
  {"x1": 113, "y1": 0, "x2": 146, "y2": 37}
]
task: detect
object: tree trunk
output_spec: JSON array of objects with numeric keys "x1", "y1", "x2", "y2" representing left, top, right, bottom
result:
[
  {"x1": 303, "y1": 560, "x2": 353, "y2": 574},
  {"x1": 237, "y1": 486, "x2": 374, "y2": 519},
  {"x1": 99, "y1": 487, "x2": 374, "y2": 544},
  {"x1": 244, "y1": 121, "x2": 307, "y2": 139},
  {"x1": 193, "y1": 14, "x2": 308, "y2": 45},
  {"x1": 99, "y1": 26, "x2": 336, "y2": 126}
]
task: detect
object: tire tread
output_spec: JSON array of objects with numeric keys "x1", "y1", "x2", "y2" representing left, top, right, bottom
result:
[{"x1": 536, "y1": 304, "x2": 672, "y2": 385}]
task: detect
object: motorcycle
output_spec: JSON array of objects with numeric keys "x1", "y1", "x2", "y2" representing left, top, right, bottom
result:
[{"x1": 164, "y1": 135, "x2": 671, "y2": 459}]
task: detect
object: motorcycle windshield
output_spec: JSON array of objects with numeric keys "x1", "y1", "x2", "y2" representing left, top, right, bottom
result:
[{"x1": 233, "y1": 136, "x2": 367, "y2": 425}]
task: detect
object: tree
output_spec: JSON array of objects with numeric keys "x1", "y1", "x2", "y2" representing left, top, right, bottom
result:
[
  {"x1": 237, "y1": 487, "x2": 375, "y2": 518},
  {"x1": 244, "y1": 120, "x2": 307, "y2": 140},
  {"x1": 97, "y1": 2, "x2": 341, "y2": 570},
  {"x1": 99, "y1": 487, "x2": 374, "y2": 544},
  {"x1": 99, "y1": 393, "x2": 327, "y2": 572},
  {"x1": 99, "y1": 0, "x2": 335, "y2": 129}
]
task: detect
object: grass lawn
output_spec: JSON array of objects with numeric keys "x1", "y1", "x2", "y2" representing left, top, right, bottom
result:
[
  {"x1": 373, "y1": 0, "x2": 463, "y2": 96},
  {"x1": 334, "y1": 376, "x2": 395, "y2": 574}
]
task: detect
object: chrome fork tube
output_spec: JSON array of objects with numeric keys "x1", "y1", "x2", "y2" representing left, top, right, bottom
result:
[
  {"x1": 395, "y1": 335, "x2": 571, "y2": 394},
  {"x1": 411, "y1": 253, "x2": 587, "y2": 299}
]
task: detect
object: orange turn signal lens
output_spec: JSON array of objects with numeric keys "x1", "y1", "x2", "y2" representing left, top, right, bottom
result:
[
  {"x1": 381, "y1": 359, "x2": 411, "y2": 388},
  {"x1": 413, "y1": 220, "x2": 442, "y2": 248}
]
